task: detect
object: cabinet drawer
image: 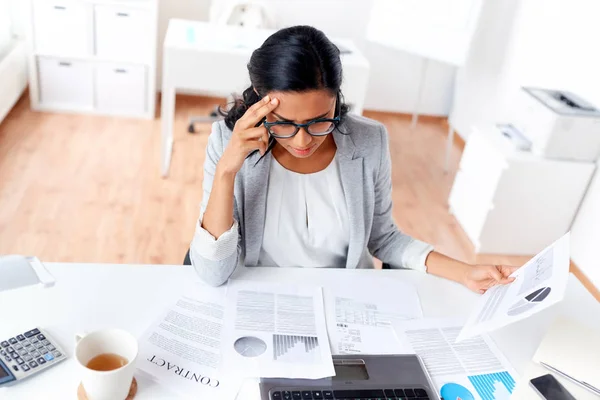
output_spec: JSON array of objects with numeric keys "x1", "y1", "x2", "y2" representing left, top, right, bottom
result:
[
  {"x1": 38, "y1": 57, "x2": 93, "y2": 109},
  {"x1": 96, "y1": 63, "x2": 146, "y2": 115},
  {"x1": 33, "y1": 0, "x2": 90, "y2": 56},
  {"x1": 94, "y1": 5, "x2": 152, "y2": 62}
]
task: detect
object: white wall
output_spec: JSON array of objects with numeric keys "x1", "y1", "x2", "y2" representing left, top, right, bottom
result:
[
  {"x1": 448, "y1": 0, "x2": 522, "y2": 138},
  {"x1": 452, "y1": 0, "x2": 600, "y2": 139},
  {"x1": 157, "y1": 0, "x2": 455, "y2": 115}
]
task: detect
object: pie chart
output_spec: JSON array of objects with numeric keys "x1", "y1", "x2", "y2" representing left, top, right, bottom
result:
[
  {"x1": 234, "y1": 336, "x2": 267, "y2": 357},
  {"x1": 507, "y1": 287, "x2": 551, "y2": 316},
  {"x1": 440, "y1": 383, "x2": 474, "y2": 400}
]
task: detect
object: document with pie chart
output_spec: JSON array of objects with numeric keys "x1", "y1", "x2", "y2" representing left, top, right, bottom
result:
[
  {"x1": 457, "y1": 233, "x2": 571, "y2": 342},
  {"x1": 222, "y1": 280, "x2": 334, "y2": 379}
]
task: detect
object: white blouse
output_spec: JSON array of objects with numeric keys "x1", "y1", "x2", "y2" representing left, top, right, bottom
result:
[
  {"x1": 258, "y1": 155, "x2": 350, "y2": 268},
  {"x1": 193, "y1": 154, "x2": 433, "y2": 271}
]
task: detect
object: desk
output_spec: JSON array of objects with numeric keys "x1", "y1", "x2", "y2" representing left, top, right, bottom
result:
[
  {"x1": 160, "y1": 19, "x2": 371, "y2": 177},
  {"x1": 1, "y1": 264, "x2": 596, "y2": 399}
]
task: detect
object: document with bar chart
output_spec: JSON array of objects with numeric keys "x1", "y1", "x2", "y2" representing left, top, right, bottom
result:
[
  {"x1": 222, "y1": 280, "x2": 334, "y2": 379},
  {"x1": 394, "y1": 318, "x2": 517, "y2": 400}
]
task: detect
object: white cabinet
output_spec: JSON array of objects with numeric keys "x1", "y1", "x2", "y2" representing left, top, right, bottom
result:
[
  {"x1": 449, "y1": 125, "x2": 596, "y2": 255},
  {"x1": 38, "y1": 57, "x2": 93, "y2": 109},
  {"x1": 32, "y1": 0, "x2": 90, "y2": 56},
  {"x1": 96, "y1": 63, "x2": 146, "y2": 115},
  {"x1": 94, "y1": 5, "x2": 152, "y2": 62},
  {"x1": 28, "y1": 0, "x2": 158, "y2": 119}
]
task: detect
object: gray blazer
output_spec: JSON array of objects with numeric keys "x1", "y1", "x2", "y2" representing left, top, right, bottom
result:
[{"x1": 190, "y1": 114, "x2": 433, "y2": 286}]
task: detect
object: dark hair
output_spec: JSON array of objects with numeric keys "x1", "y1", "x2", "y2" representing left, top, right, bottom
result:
[{"x1": 219, "y1": 25, "x2": 349, "y2": 138}]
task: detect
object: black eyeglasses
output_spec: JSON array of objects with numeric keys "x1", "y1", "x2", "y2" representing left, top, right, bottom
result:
[{"x1": 263, "y1": 116, "x2": 340, "y2": 138}]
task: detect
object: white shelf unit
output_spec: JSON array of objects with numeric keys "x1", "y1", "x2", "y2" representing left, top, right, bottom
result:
[
  {"x1": 27, "y1": 0, "x2": 158, "y2": 119},
  {"x1": 449, "y1": 125, "x2": 596, "y2": 255}
]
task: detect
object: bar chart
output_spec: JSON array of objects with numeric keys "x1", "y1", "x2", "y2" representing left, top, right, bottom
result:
[
  {"x1": 273, "y1": 334, "x2": 321, "y2": 362},
  {"x1": 468, "y1": 371, "x2": 516, "y2": 400}
]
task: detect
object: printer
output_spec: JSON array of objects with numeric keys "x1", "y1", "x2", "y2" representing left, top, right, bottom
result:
[{"x1": 512, "y1": 87, "x2": 600, "y2": 162}]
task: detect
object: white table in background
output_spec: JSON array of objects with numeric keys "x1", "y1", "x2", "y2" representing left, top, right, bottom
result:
[
  {"x1": 1, "y1": 264, "x2": 597, "y2": 399},
  {"x1": 160, "y1": 19, "x2": 371, "y2": 177}
]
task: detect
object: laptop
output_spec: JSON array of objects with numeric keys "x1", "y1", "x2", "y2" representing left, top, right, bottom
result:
[{"x1": 260, "y1": 354, "x2": 436, "y2": 399}]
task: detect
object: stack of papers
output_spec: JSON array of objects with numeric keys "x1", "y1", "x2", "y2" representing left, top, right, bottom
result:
[{"x1": 136, "y1": 233, "x2": 571, "y2": 400}]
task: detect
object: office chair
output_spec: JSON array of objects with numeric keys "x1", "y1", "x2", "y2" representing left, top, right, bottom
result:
[{"x1": 183, "y1": 249, "x2": 192, "y2": 265}]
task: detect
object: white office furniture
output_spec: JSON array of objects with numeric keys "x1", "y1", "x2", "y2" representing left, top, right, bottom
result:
[
  {"x1": 511, "y1": 87, "x2": 600, "y2": 162},
  {"x1": 26, "y1": 0, "x2": 158, "y2": 119},
  {"x1": 367, "y1": 0, "x2": 483, "y2": 129},
  {"x1": 449, "y1": 125, "x2": 596, "y2": 254},
  {"x1": 161, "y1": 19, "x2": 370, "y2": 177},
  {"x1": 1, "y1": 263, "x2": 597, "y2": 399}
]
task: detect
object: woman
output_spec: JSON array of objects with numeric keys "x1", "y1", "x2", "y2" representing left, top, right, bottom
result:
[{"x1": 190, "y1": 25, "x2": 517, "y2": 293}]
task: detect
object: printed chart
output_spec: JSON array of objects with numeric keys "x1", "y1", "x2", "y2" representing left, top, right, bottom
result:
[{"x1": 273, "y1": 334, "x2": 320, "y2": 362}]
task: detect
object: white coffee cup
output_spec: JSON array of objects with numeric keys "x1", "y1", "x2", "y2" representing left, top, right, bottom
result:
[{"x1": 75, "y1": 329, "x2": 139, "y2": 400}]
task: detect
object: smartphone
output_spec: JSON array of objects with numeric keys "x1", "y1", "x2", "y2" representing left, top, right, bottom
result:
[{"x1": 530, "y1": 374, "x2": 576, "y2": 400}]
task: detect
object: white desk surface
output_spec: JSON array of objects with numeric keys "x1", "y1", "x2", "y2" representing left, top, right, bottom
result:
[
  {"x1": 1, "y1": 264, "x2": 596, "y2": 399},
  {"x1": 164, "y1": 19, "x2": 369, "y2": 68}
]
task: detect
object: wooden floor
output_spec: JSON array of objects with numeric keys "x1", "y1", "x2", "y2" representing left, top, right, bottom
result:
[{"x1": 0, "y1": 92, "x2": 597, "y2": 300}]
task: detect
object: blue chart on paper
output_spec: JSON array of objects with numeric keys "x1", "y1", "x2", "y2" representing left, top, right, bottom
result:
[
  {"x1": 468, "y1": 371, "x2": 516, "y2": 400},
  {"x1": 440, "y1": 383, "x2": 475, "y2": 400}
]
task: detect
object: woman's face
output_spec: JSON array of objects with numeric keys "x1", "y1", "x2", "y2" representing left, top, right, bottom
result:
[{"x1": 264, "y1": 90, "x2": 336, "y2": 159}]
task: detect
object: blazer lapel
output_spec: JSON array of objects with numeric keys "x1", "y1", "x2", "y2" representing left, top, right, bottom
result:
[
  {"x1": 243, "y1": 151, "x2": 272, "y2": 266},
  {"x1": 334, "y1": 131, "x2": 365, "y2": 269}
]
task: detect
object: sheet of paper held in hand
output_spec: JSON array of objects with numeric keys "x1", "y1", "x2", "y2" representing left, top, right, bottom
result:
[
  {"x1": 323, "y1": 276, "x2": 423, "y2": 355},
  {"x1": 222, "y1": 280, "x2": 335, "y2": 379},
  {"x1": 137, "y1": 284, "x2": 242, "y2": 400},
  {"x1": 457, "y1": 233, "x2": 571, "y2": 342},
  {"x1": 394, "y1": 318, "x2": 518, "y2": 400}
]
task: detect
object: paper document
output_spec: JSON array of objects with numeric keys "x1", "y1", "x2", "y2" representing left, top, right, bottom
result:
[
  {"x1": 137, "y1": 285, "x2": 241, "y2": 400},
  {"x1": 394, "y1": 318, "x2": 518, "y2": 400},
  {"x1": 323, "y1": 277, "x2": 422, "y2": 355},
  {"x1": 222, "y1": 280, "x2": 334, "y2": 379},
  {"x1": 457, "y1": 233, "x2": 570, "y2": 341}
]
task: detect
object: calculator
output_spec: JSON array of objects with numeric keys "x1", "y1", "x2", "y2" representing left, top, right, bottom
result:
[{"x1": 0, "y1": 328, "x2": 67, "y2": 387}]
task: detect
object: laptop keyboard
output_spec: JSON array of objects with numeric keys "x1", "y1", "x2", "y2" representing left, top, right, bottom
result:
[{"x1": 270, "y1": 388, "x2": 430, "y2": 399}]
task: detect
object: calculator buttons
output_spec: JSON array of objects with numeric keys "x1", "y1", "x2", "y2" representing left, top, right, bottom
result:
[
  {"x1": 22, "y1": 364, "x2": 30, "y2": 372},
  {"x1": 4, "y1": 356, "x2": 11, "y2": 362},
  {"x1": 35, "y1": 343, "x2": 44, "y2": 349},
  {"x1": 31, "y1": 350, "x2": 41, "y2": 357},
  {"x1": 12, "y1": 365, "x2": 19, "y2": 372},
  {"x1": 1, "y1": 341, "x2": 8, "y2": 348},
  {"x1": 38, "y1": 334, "x2": 46, "y2": 341},
  {"x1": 18, "y1": 349, "x2": 27, "y2": 356},
  {"x1": 29, "y1": 361, "x2": 38, "y2": 368},
  {"x1": 24, "y1": 341, "x2": 32, "y2": 348},
  {"x1": 14, "y1": 343, "x2": 23, "y2": 350},
  {"x1": 9, "y1": 352, "x2": 18, "y2": 359},
  {"x1": 44, "y1": 353, "x2": 54, "y2": 362},
  {"x1": 8, "y1": 338, "x2": 17, "y2": 345},
  {"x1": 40, "y1": 348, "x2": 48, "y2": 355},
  {"x1": 24, "y1": 329, "x2": 40, "y2": 338},
  {"x1": 47, "y1": 344, "x2": 56, "y2": 351},
  {"x1": 16, "y1": 335, "x2": 25, "y2": 341},
  {"x1": 0, "y1": 351, "x2": 5, "y2": 356},
  {"x1": 37, "y1": 357, "x2": 46, "y2": 365},
  {"x1": 16, "y1": 358, "x2": 24, "y2": 365},
  {"x1": 6, "y1": 346, "x2": 14, "y2": 353},
  {"x1": 23, "y1": 355, "x2": 32, "y2": 362},
  {"x1": 53, "y1": 351, "x2": 62, "y2": 358},
  {"x1": 31, "y1": 338, "x2": 39, "y2": 344},
  {"x1": 42, "y1": 340, "x2": 50, "y2": 346}
]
